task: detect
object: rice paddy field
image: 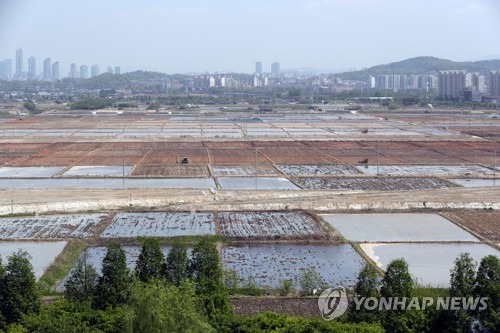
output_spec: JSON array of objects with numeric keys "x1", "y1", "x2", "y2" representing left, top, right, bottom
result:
[
  {"x1": 293, "y1": 177, "x2": 454, "y2": 191},
  {"x1": 0, "y1": 214, "x2": 106, "y2": 239},
  {"x1": 218, "y1": 211, "x2": 329, "y2": 239},
  {"x1": 100, "y1": 212, "x2": 216, "y2": 237},
  {"x1": 221, "y1": 244, "x2": 365, "y2": 288}
]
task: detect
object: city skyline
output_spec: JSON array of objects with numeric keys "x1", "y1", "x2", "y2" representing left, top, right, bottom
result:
[{"x1": 0, "y1": 0, "x2": 499, "y2": 74}]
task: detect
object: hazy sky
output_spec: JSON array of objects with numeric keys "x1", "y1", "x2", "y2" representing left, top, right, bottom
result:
[{"x1": 1, "y1": 0, "x2": 499, "y2": 74}]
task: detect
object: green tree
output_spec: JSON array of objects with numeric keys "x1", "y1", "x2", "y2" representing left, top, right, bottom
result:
[
  {"x1": 135, "y1": 238, "x2": 164, "y2": 283},
  {"x1": 380, "y1": 259, "x2": 413, "y2": 298},
  {"x1": 379, "y1": 259, "x2": 426, "y2": 333},
  {"x1": 350, "y1": 264, "x2": 380, "y2": 323},
  {"x1": 446, "y1": 253, "x2": 477, "y2": 333},
  {"x1": 64, "y1": 251, "x2": 99, "y2": 303},
  {"x1": 278, "y1": 279, "x2": 294, "y2": 297},
  {"x1": 474, "y1": 255, "x2": 499, "y2": 332},
  {"x1": 94, "y1": 243, "x2": 132, "y2": 309},
  {"x1": 189, "y1": 239, "x2": 232, "y2": 320},
  {"x1": 23, "y1": 100, "x2": 37, "y2": 113},
  {"x1": 299, "y1": 268, "x2": 328, "y2": 296},
  {"x1": 0, "y1": 250, "x2": 40, "y2": 324},
  {"x1": 222, "y1": 269, "x2": 242, "y2": 295},
  {"x1": 22, "y1": 300, "x2": 129, "y2": 333},
  {"x1": 164, "y1": 242, "x2": 189, "y2": 286},
  {"x1": 123, "y1": 281, "x2": 214, "y2": 333}
]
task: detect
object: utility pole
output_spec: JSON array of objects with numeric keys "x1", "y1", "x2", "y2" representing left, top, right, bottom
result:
[
  {"x1": 376, "y1": 144, "x2": 380, "y2": 176},
  {"x1": 494, "y1": 143, "x2": 497, "y2": 177},
  {"x1": 255, "y1": 148, "x2": 258, "y2": 189}
]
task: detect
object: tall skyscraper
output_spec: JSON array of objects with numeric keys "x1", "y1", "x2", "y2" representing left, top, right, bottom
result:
[
  {"x1": 70, "y1": 63, "x2": 77, "y2": 78},
  {"x1": 471, "y1": 73, "x2": 485, "y2": 93},
  {"x1": 271, "y1": 62, "x2": 280, "y2": 77},
  {"x1": 28, "y1": 56, "x2": 36, "y2": 79},
  {"x1": 51, "y1": 62, "x2": 60, "y2": 80},
  {"x1": 490, "y1": 70, "x2": 500, "y2": 97},
  {"x1": 107, "y1": 66, "x2": 113, "y2": 74},
  {"x1": 91, "y1": 65, "x2": 100, "y2": 77},
  {"x1": 43, "y1": 58, "x2": 51, "y2": 81},
  {"x1": 255, "y1": 62, "x2": 262, "y2": 74},
  {"x1": 114, "y1": 66, "x2": 121, "y2": 75},
  {"x1": 80, "y1": 65, "x2": 89, "y2": 79},
  {"x1": 15, "y1": 48, "x2": 23, "y2": 78},
  {"x1": 1, "y1": 59, "x2": 13, "y2": 80}
]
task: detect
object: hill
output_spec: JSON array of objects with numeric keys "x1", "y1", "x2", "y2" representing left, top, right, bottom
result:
[{"x1": 335, "y1": 56, "x2": 500, "y2": 81}]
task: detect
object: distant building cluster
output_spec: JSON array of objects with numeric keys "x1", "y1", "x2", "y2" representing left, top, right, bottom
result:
[
  {"x1": 367, "y1": 74, "x2": 438, "y2": 92},
  {"x1": 438, "y1": 71, "x2": 485, "y2": 102},
  {"x1": 0, "y1": 48, "x2": 120, "y2": 81}
]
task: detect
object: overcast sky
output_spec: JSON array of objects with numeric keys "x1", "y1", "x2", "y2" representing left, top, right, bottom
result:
[{"x1": 0, "y1": 0, "x2": 499, "y2": 74}]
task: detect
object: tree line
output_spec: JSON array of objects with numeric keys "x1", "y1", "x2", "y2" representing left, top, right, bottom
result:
[{"x1": 0, "y1": 238, "x2": 498, "y2": 332}]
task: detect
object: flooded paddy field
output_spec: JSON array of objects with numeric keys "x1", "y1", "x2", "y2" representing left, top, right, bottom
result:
[
  {"x1": 361, "y1": 243, "x2": 499, "y2": 287},
  {"x1": 443, "y1": 211, "x2": 500, "y2": 243},
  {"x1": 0, "y1": 214, "x2": 106, "y2": 239},
  {"x1": 293, "y1": 177, "x2": 453, "y2": 191},
  {"x1": 221, "y1": 244, "x2": 365, "y2": 288},
  {"x1": 62, "y1": 166, "x2": 133, "y2": 177},
  {"x1": 451, "y1": 179, "x2": 500, "y2": 187},
  {"x1": 0, "y1": 177, "x2": 216, "y2": 189},
  {"x1": 321, "y1": 213, "x2": 478, "y2": 242},
  {"x1": 0, "y1": 166, "x2": 64, "y2": 178},
  {"x1": 0, "y1": 241, "x2": 67, "y2": 279},
  {"x1": 100, "y1": 212, "x2": 216, "y2": 237},
  {"x1": 218, "y1": 177, "x2": 299, "y2": 190},
  {"x1": 212, "y1": 165, "x2": 280, "y2": 177},
  {"x1": 218, "y1": 211, "x2": 328, "y2": 239},
  {"x1": 276, "y1": 164, "x2": 361, "y2": 176},
  {"x1": 357, "y1": 165, "x2": 494, "y2": 177}
]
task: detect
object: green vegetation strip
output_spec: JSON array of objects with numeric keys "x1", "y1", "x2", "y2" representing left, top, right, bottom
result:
[{"x1": 38, "y1": 240, "x2": 86, "y2": 294}]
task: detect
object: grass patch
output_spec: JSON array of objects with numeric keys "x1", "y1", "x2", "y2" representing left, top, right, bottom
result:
[
  {"x1": 38, "y1": 240, "x2": 86, "y2": 295},
  {"x1": 0, "y1": 212, "x2": 37, "y2": 218}
]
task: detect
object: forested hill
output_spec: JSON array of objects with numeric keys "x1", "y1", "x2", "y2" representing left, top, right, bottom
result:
[{"x1": 335, "y1": 56, "x2": 500, "y2": 81}]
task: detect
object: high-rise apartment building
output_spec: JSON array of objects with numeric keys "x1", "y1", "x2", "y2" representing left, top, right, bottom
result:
[
  {"x1": 51, "y1": 62, "x2": 60, "y2": 81},
  {"x1": 490, "y1": 70, "x2": 500, "y2": 97},
  {"x1": 28, "y1": 56, "x2": 36, "y2": 79},
  {"x1": 271, "y1": 62, "x2": 280, "y2": 77},
  {"x1": 255, "y1": 62, "x2": 262, "y2": 74},
  {"x1": 70, "y1": 63, "x2": 77, "y2": 78},
  {"x1": 15, "y1": 48, "x2": 23, "y2": 78},
  {"x1": 114, "y1": 66, "x2": 121, "y2": 75},
  {"x1": 80, "y1": 65, "x2": 89, "y2": 79},
  {"x1": 471, "y1": 73, "x2": 485, "y2": 93},
  {"x1": 43, "y1": 58, "x2": 51, "y2": 81},
  {"x1": 91, "y1": 65, "x2": 100, "y2": 77},
  {"x1": 438, "y1": 70, "x2": 472, "y2": 99},
  {"x1": 107, "y1": 66, "x2": 113, "y2": 74},
  {"x1": 0, "y1": 59, "x2": 13, "y2": 80}
]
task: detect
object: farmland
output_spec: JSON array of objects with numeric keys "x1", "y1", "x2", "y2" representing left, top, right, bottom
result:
[
  {"x1": 100, "y1": 212, "x2": 216, "y2": 237},
  {"x1": 0, "y1": 214, "x2": 106, "y2": 239},
  {"x1": 443, "y1": 210, "x2": 500, "y2": 243},
  {"x1": 292, "y1": 177, "x2": 454, "y2": 191},
  {"x1": 221, "y1": 244, "x2": 365, "y2": 288},
  {"x1": 218, "y1": 211, "x2": 330, "y2": 239}
]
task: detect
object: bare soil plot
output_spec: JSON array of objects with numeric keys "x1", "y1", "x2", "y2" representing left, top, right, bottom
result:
[
  {"x1": 142, "y1": 149, "x2": 209, "y2": 165},
  {"x1": 260, "y1": 148, "x2": 334, "y2": 164},
  {"x1": 0, "y1": 241, "x2": 67, "y2": 279},
  {"x1": 218, "y1": 211, "x2": 329, "y2": 239},
  {"x1": 442, "y1": 211, "x2": 500, "y2": 242},
  {"x1": 276, "y1": 164, "x2": 361, "y2": 176},
  {"x1": 131, "y1": 165, "x2": 210, "y2": 177},
  {"x1": 0, "y1": 214, "x2": 106, "y2": 239},
  {"x1": 100, "y1": 212, "x2": 216, "y2": 237},
  {"x1": 209, "y1": 149, "x2": 269, "y2": 165},
  {"x1": 293, "y1": 177, "x2": 454, "y2": 191},
  {"x1": 222, "y1": 244, "x2": 365, "y2": 288}
]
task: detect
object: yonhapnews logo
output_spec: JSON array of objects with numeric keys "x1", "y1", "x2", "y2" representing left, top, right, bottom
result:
[{"x1": 317, "y1": 287, "x2": 348, "y2": 320}]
